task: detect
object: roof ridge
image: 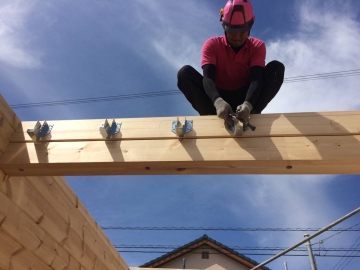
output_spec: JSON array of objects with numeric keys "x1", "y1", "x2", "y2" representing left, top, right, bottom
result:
[{"x1": 139, "y1": 234, "x2": 271, "y2": 270}]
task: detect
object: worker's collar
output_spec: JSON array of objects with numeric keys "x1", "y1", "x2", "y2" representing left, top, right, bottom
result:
[{"x1": 223, "y1": 36, "x2": 248, "y2": 52}]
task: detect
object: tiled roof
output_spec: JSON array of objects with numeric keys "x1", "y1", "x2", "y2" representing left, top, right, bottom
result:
[{"x1": 140, "y1": 234, "x2": 271, "y2": 270}]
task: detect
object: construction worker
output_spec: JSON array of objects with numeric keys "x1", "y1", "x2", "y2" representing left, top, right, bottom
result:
[{"x1": 177, "y1": 0, "x2": 285, "y2": 125}]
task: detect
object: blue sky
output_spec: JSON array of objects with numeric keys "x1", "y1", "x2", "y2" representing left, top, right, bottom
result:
[{"x1": 1, "y1": 0, "x2": 360, "y2": 269}]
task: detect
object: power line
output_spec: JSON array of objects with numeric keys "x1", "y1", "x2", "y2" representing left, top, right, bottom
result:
[
  {"x1": 332, "y1": 236, "x2": 360, "y2": 270},
  {"x1": 9, "y1": 69, "x2": 360, "y2": 109},
  {"x1": 115, "y1": 250, "x2": 360, "y2": 258},
  {"x1": 101, "y1": 226, "x2": 360, "y2": 231},
  {"x1": 283, "y1": 69, "x2": 360, "y2": 83},
  {"x1": 338, "y1": 250, "x2": 360, "y2": 270},
  {"x1": 10, "y1": 90, "x2": 180, "y2": 109},
  {"x1": 319, "y1": 222, "x2": 360, "y2": 244},
  {"x1": 113, "y1": 245, "x2": 360, "y2": 252}
]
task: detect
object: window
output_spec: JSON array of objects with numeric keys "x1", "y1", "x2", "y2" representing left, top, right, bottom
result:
[{"x1": 202, "y1": 251, "x2": 209, "y2": 259}]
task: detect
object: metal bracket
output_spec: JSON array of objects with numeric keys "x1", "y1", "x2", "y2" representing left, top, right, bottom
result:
[
  {"x1": 227, "y1": 118, "x2": 243, "y2": 136},
  {"x1": 27, "y1": 121, "x2": 54, "y2": 141},
  {"x1": 242, "y1": 121, "x2": 256, "y2": 132},
  {"x1": 171, "y1": 118, "x2": 193, "y2": 137},
  {"x1": 229, "y1": 114, "x2": 256, "y2": 134},
  {"x1": 100, "y1": 119, "x2": 121, "y2": 139}
]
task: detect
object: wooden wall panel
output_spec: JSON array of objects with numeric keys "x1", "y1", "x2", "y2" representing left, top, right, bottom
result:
[
  {"x1": 0, "y1": 229, "x2": 52, "y2": 270},
  {"x1": 52, "y1": 176, "x2": 128, "y2": 269},
  {"x1": 0, "y1": 175, "x2": 128, "y2": 270},
  {"x1": 0, "y1": 95, "x2": 21, "y2": 131},
  {"x1": 0, "y1": 191, "x2": 72, "y2": 269},
  {"x1": 0, "y1": 95, "x2": 20, "y2": 156}
]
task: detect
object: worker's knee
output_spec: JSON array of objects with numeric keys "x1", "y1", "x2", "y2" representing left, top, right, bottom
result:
[
  {"x1": 177, "y1": 65, "x2": 195, "y2": 80},
  {"x1": 265, "y1": 61, "x2": 285, "y2": 87},
  {"x1": 266, "y1": 60, "x2": 285, "y2": 76}
]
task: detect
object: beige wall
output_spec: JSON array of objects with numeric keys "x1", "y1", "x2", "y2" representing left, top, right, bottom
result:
[{"x1": 159, "y1": 245, "x2": 250, "y2": 270}]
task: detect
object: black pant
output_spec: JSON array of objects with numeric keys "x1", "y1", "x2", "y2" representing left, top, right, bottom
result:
[{"x1": 177, "y1": 60, "x2": 285, "y2": 115}]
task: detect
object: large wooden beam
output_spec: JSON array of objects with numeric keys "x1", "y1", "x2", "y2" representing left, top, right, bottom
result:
[
  {"x1": 1, "y1": 135, "x2": 360, "y2": 175},
  {"x1": 1, "y1": 93, "x2": 360, "y2": 176},
  {"x1": 1, "y1": 108, "x2": 360, "y2": 175}
]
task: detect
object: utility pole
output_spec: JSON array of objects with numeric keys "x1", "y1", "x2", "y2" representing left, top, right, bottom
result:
[
  {"x1": 284, "y1": 262, "x2": 289, "y2": 270},
  {"x1": 250, "y1": 207, "x2": 360, "y2": 270},
  {"x1": 304, "y1": 234, "x2": 318, "y2": 270}
]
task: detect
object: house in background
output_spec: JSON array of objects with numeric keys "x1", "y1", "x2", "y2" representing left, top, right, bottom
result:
[{"x1": 138, "y1": 234, "x2": 271, "y2": 270}]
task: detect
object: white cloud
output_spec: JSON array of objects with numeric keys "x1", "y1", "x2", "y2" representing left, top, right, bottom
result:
[
  {"x1": 0, "y1": 0, "x2": 41, "y2": 68},
  {"x1": 131, "y1": 1, "x2": 218, "y2": 73},
  {"x1": 265, "y1": 0, "x2": 360, "y2": 113},
  {"x1": 230, "y1": 175, "x2": 351, "y2": 269}
]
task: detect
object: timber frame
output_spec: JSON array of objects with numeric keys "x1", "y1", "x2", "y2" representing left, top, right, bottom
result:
[
  {"x1": 1, "y1": 95, "x2": 360, "y2": 175},
  {"x1": 0, "y1": 93, "x2": 360, "y2": 269}
]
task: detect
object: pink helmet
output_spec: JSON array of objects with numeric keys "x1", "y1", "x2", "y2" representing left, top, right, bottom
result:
[{"x1": 220, "y1": 0, "x2": 255, "y2": 33}]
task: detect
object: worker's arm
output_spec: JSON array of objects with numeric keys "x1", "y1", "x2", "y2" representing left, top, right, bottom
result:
[
  {"x1": 237, "y1": 66, "x2": 264, "y2": 119},
  {"x1": 245, "y1": 66, "x2": 264, "y2": 105},
  {"x1": 202, "y1": 64, "x2": 233, "y2": 124},
  {"x1": 202, "y1": 64, "x2": 220, "y2": 103}
]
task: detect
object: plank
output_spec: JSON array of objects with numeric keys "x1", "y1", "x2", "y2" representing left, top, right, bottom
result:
[
  {"x1": 26, "y1": 176, "x2": 127, "y2": 270},
  {"x1": 11, "y1": 111, "x2": 360, "y2": 142},
  {"x1": 3, "y1": 176, "x2": 123, "y2": 270},
  {"x1": 0, "y1": 94, "x2": 21, "y2": 131},
  {"x1": 0, "y1": 117, "x2": 16, "y2": 144},
  {"x1": 0, "y1": 133, "x2": 9, "y2": 155},
  {"x1": 52, "y1": 176, "x2": 78, "y2": 206},
  {"x1": 3, "y1": 159, "x2": 360, "y2": 175},
  {"x1": 0, "y1": 228, "x2": 20, "y2": 270},
  {"x1": 4, "y1": 177, "x2": 99, "y2": 268},
  {"x1": 5, "y1": 177, "x2": 68, "y2": 243},
  {"x1": 0, "y1": 191, "x2": 74, "y2": 269},
  {"x1": 1, "y1": 135, "x2": 360, "y2": 175},
  {"x1": 0, "y1": 95, "x2": 19, "y2": 157},
  {"x1": 0, "y1": 230, "x2": 52, "y2": 270},
  {"x1": 62, "y1": 227, "x2": 98, "y2": 270},
  {"x1": 0, "y1": 169, "x2": 7, "y2": 194},
  {"x1": 52, "y1": 176, "x2": 128, "y2": 270}
]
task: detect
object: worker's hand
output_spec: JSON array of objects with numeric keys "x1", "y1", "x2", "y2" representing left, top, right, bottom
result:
[
  {"x1": 214, "y1": 97, "x2": 234, "y2": 125},
  {"x1": 236, "y1": 101, "x2": 253, "y2": 120}
]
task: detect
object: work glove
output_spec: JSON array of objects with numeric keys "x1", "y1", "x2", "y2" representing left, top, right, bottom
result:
[
  {"x1": 236, "y1": 101, "x2": 253, "y2": 120},
  {"x1": 214, "y1": 97, "x2": 234, "y2": 125}
]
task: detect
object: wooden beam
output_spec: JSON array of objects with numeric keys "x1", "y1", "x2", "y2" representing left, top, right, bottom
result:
[
  {"x1": 2, "y1": 100, "x2": 360, "y2": 176},
  {"x1": 1, "y1": 134, "x2": 360, "y2": 175}
]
